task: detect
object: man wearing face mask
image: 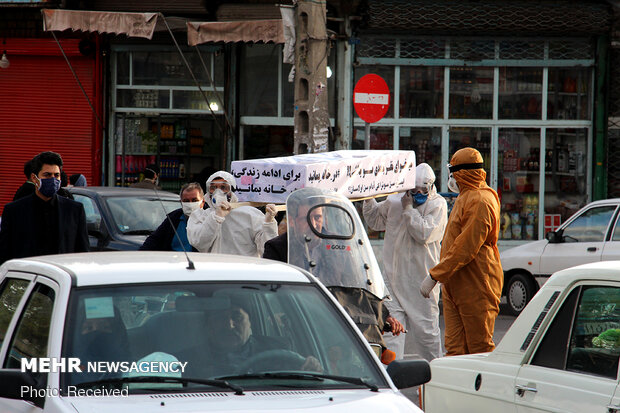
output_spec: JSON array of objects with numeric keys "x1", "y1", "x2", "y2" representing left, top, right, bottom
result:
[
  {"x1": 187, "y1": 171, "x2": 278, "y2": 257},
  {"x1": 0, "y1": 151, "x2": 89, "y2": 265},
  {"x1": 363, "y1": 163, "x2": 447, "y2": 361},
  {"x1": 421, "y1": 147, "x2": 503, "y2": 356},
  {"x1": 140, "y1": 182, "x2": 205, "y2": 251}
]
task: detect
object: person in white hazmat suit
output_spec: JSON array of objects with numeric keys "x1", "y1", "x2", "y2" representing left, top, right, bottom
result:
[
  {"x1": 187, "y1": 171, "x2": 278, "y2": 256},
  {"x1": 363, "y1": 163, "x2": 447, "y2": 361}
]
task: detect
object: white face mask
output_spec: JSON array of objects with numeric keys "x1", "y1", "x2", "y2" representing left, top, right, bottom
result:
[
  {"x1": 447, "y1": 175, "x2": 460, "y2": 193},
  {"x1": 211, "y1": 188, "x2": 229, "y2": 206},
  {"x1": 182, "y1": 201, "x2": 202, "y2": 216}
]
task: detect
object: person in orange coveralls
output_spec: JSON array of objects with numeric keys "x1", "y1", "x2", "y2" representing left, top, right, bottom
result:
[{"x1": 419, "y1": 147, "x2": 503, "y2": 356}]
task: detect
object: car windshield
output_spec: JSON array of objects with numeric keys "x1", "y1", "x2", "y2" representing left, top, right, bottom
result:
[
  {"x1": 61, "y1": 282, "x2": 387, "y2": 394},
  {"x1": 105, "y1": 197, "x2": 179, "y2": 234}
]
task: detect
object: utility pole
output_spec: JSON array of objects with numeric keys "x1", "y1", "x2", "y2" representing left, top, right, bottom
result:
[{"x1": 293, "y1": 0, "x2": 329, "y2": 154}]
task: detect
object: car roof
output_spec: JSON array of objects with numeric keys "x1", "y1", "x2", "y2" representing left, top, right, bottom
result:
[
  {"x1": 546, "y1": 260, "x2": 620, "y2": 287},
  {"x1": 3, "y1": 252, "x2": 311, "y2": 287},
  {"x1": 67, "y1": 186, "x2": 179, "y2": 199},
  {"x1": 581, "y1": 198, "x2": 620, "y2": 206}
]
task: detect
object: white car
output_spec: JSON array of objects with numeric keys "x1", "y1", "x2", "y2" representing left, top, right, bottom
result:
[
  {"x1": 0, "y1": 252, "x2": 429, "y2": 412},
  {"x1": 501, "y1": 198, "x2": 620, "y2": 315},
  {"x1": 423, "y1": 260, "x2": 620, "y2": 412}
]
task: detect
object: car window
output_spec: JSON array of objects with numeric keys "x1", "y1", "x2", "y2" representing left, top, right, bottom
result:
[
  {"x1": 62, "y1": 282, "x2": 387, "y2": 392},
  {"x1": 0, "y1": 278, "x2": 30, "y2": 349},
  {"x1": 105, "y1": 197, "x2": 180, "y2": 234},
  {"x1": 610, "y1": 213, "x2": 620, "y2": 241},
  {"x1": 531, "y1": 285, "x2": 620, "y2": 379},
  {"x1": 4, "y1": 283, "x2": 55, "y2": 369},
  {"x1": 72, "y1": 194, "x2": 102, "y2": 227},
  {"x1": 562, "y1": 206, "x2": 616, "y2": 243}
]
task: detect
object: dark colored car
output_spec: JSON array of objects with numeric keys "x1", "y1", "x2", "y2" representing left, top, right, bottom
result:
[{"x1": 68, "y1": 186, "x2": 180, "y2": 251}]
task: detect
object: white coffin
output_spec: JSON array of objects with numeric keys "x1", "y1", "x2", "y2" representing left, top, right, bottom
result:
[{"x1": 231, "y1": 150, "x2": 416, "y2": 203}]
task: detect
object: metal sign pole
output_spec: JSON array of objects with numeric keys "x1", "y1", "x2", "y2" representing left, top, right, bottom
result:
[{"x1": 365, "y1": 122, "x2": 370, "y2": 150}]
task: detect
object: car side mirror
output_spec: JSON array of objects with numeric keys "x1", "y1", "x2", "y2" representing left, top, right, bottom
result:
[
  {"x1": 87, "y1": 218, "x2": 105, "y2": 239},
  {"x1": 546, "y1": 230, "x2": 562, "y2": 243},
  {"x1": 0, "y1": 371, "x2": 46, "y2": 408},
  {"x1": 386, "y1": 359, "x2": 431, "y2": 389}
]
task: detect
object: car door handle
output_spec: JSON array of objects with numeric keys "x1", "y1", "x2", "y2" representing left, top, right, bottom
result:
[
  {"x1": 587, "y1": 247, "x2": 597, "y2": 252},
  {"x1": 515, "y1": 384, "x2": 538, "y2": 397},
  {"x1": 607, "y1": 404, "x2": 620, "y2": 413}
]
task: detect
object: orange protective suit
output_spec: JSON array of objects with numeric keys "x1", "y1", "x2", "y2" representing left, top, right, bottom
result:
[{"x1": 429, "y1": 147, "x2": 503, "y2": 356}]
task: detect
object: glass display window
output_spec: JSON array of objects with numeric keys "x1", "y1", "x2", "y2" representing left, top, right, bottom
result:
[
  {"x1": 499, "y1": 68, "x2": 543, "y2": 119},
  {"x1": 548, "y1": 68, "x2": 592, "y2": 120},
  {"x1": 352, "y1": 126, "x2": 394, "y2": 150},
  {"x1": 543, "y1": 128, "x2": 588, "y2": 232},
  {"x1": 240, "y1": 45, "x2": 279, "y2": 117},
  {"x1": 498, "y1": 128, "x2": 542, "y2": 241},
  {"x1": 399, "y1": 127, "x2": 442, "y2": 180},
  {"x1": 399, "y1": 67, "x2": 444, "y2": 118},
  {"x1": 114, "y1": 115, "x2": 223, "y2": 192},
  {"x1": 242, "y1": 126, "x2": 294, "y2": 160},
  {"x1": 449, "y1": 67, "x2": 493, "y2": 119}
]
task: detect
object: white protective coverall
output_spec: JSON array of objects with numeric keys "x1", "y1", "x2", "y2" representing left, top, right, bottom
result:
[
  {"x1": 363, "y1": 163, "x2": 447, "y2": 361},
  {"x1": 187, "y1": 171, "x2": 278, "y2": 257}
]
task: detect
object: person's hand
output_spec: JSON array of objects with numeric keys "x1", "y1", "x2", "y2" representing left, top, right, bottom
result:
[
  {"x1": 385, "y1": 316, "x2": 405, "y2": 336},
  {"x1": 215, "y1": 200, "x2": 231, "y2": 218},
  {"x1": 401, "y1": 191, "x2": 413, "y2": 210},
  {"x1": 265, "y1": 203, "x2": 277, "y2": 222},
  {"x1": 301, "y1": 356, "x2": 323, "y2": 372},
  {"x1": 419, "y1": 274, "x2": 438, "y2": 298}
]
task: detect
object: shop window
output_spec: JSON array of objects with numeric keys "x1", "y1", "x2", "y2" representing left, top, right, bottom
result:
[
  {"x1": 498, "y1": 128, "x2": 542, "y2": 241},
  {"x1": 548, "y1": 68, "x2": 591, "y2": 120},
  {"x1": 449, "y1": 67, "x2": 493, "y2": 119},
  {"x1": 543, "y1": 128, "x2": 588, "y2": 228},
  {"x1": 499, "y1": 68, "x2": 542, "y2": 119},
  {"x1": 242, "y1": 126, "x2": 294, "y2": 160},
  {"x1": 354, "y1": 66, "x2": 394, "y2": 119},
  {"x1": 131, "y1": 51, "x2": 214, "y2": 87},
  {"x1": 352, "y1": 126, "x2": 393, "y2": 150},
  {"x1": 399, "y1": 127, "x2": 442, "y2": 180},
  {"x1": 115, "y1": 115, "x2": 223, "y2": 192},
  {"x1": 117, "y1": 51, "x2": 130, "y2": 85},
  {"x1": 399, "y1": 67, "x2": 443, "y2": 119},
  {"x1": 240, "y1": 45, "x2": 279, "y2": 117}
]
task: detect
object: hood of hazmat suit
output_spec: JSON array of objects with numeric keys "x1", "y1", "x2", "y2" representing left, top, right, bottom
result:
[{"x1": 186, "y1": 170, "x2": 277, "y2": 257}]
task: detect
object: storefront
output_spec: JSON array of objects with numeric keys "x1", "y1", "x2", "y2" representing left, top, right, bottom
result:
[
  {"x1": 109, "y1": 44, "x2": 227, "y2": 191},
  {"x1": 353, "y1": 36, "x2": 596, "y2": 245}
]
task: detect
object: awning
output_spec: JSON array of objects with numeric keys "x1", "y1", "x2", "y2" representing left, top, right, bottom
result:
[
  {"x1": 187, "y1": 20, "x2": 284, "y2": 46},
  {"x1": 42, "y1": 9, "x2": 159, "y2": 39}
]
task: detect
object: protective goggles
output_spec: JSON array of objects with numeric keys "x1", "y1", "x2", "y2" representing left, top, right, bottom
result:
[
  {"x1": 447, "y1": 162, "x2": 484, "y2": 173},
  {"x1": 411, "y1": 186, "x2": 429, "y2": 195},
  {"x1": 208, "y1": 182, "x2": 232, "y2": 193}
]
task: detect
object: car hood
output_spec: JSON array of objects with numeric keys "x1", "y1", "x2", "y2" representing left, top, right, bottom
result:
[
  {"x1": 69, "y1": 389, "x2": 420, "y2": 412},
  {"x1": 500, "y1": 239, "x2": 548, "y2": 273}
]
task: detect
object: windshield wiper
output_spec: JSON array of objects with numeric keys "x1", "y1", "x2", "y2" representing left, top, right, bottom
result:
[
  {"x1": 74, "y1": 375, "x2": 245, "y2": 395},
  {"x1": 123, "y1": 230, "x2": 153, "y2": 235},
  {"x1": 216, "y1": 372, "x2": 379, "y2": 392}
]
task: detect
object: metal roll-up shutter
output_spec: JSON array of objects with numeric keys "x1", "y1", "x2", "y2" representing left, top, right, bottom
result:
[
  {"x1": 363, "y1": 0, "x2": 612, "y2": 35},
  {"x1": 0, "y1": 39, "x2": 97, "y2": 214}
]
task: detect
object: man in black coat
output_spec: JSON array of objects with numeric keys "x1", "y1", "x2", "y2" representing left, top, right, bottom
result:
[
  {"x1": 140, "y1": 182, "x2": 205, "y2": 251},
  {"x1": 0, "y1": 151, "x2": 89, "y2": 265}
]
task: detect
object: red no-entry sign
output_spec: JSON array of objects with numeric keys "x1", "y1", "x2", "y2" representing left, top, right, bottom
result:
[{"x1": 353, "y1": 74, "x2": 390, "y2": 124}]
